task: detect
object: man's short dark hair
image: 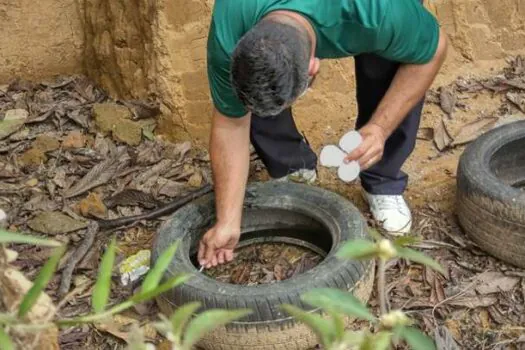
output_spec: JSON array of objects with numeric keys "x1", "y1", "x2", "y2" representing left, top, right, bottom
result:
[{"x1": 230, "y1": 18, "x2": 311, "y2": 117}]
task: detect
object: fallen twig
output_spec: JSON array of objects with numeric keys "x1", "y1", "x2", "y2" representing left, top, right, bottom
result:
[
  {"x1": 97, "y1": 184, "x2": 213, "y2": 229},
  {"x1": 58, "y1": 221, "x2": 98, "y2": 297}
]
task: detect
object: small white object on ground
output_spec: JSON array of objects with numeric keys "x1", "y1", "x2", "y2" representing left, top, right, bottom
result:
[
  {"x1": 199, "y1": 265, "x2": 204, "y2": 272},
  {"x1": 118, "y1": 249, "x2": 151, "y2": 286},
  {"x1": 339, "y1": 130, "x2": 363, "y2": 154},
  {"x1": 337, "y1": 161, "x2": 360, "y2": 182},
  {"x1": 0, "y1": 209, "x2": 6, "y2": 228},
  {"x1": 319, "y1": 145, "x2": 346, "y2": 167}
]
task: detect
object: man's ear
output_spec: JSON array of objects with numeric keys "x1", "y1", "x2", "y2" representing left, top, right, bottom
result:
[{"x1": 309, "y1": 57, "x2": 320, "y2": 76}]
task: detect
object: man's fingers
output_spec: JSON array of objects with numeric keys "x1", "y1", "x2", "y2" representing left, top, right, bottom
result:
[
  {"x1": 198, "y1": 240, "x2": 207, "y2": 265},
  {"x1": 357, "y1": 147, "x2": 381, "y2": 168},
  {"x1": 345, "y1": 138, "x2": 374, "y2": 163},
  {"x1": 224, "y1": 250, "x2": 234, "y2": 262},
  {"x1": 361, "y1": 154, "x2": 382, "y2": 171},
  {"x1": 217, "y1": 250, "x2": 226, "y2": 264},
  {"x1": 204, "y1": 242, "x2": 216, "y2": 268},
  {"x1": 344, "y1": 145, "x2": 366, "y2": 163}
]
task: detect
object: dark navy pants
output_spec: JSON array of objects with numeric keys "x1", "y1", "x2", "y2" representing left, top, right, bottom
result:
[{"x1": 250, "y1": 53, "x2": 424, "y2": 195}]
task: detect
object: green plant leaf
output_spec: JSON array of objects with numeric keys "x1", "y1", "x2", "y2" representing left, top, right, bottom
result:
[
  {"x1": 393, "y1": 236, "x2": 421, "y2": 247},
  {"x1": 395, "y1": 247, "x2": 445, "y2": 274},
  {"x1": 0, "y1": 327, "x2": 14, "y2": 350},
  {"x1": 359, "y1": 332, "x2": 377, "y2": 350},
  {"x1": 399, "y1": 327, "x2": 436, "y2": 350},
  {"x1": 302, "y1": 288, "x2": 376, "y2": 322},
  {"x1": 182, "y1": 309, "x2": 252, "y2": 349},
  {"x1": 132, "y1": 274, "x2": 191, "y2": 304},
  {"x1": 373, "y1": 331, "x2": 393, "y2": 350},
  {"x1": 170, "y1": 301, "x2": 201, "y2": 339},
  {"x1": 367, "y1": 228, "x2": 383, "y2": 241},
  {"x1": 0, "y1": 230, "x2": 62, "y2": 247},
  {"x1": 329, "y1": 311, "x2": 346, "y2": 342},
  {"x1": 341, "y1": 330, "x2": 366, "y2": 346},
  {"x1": 92, "y1": 237, "x2": 116, "y2": 313},
  {"x1": 359, "y1": 331, "x2": 393, "y2": 350},
  {"x1": 142, "y1": 128, "x2": 155, "y2": 141},
  {"x1": 141, "y1": 241, "x2": 179, "y2": 294},
  {"x1": 281, "y1": 304, "x2": 336, "y2": 348},
  {"x1": 18, "y1": 245, "x2": 65, "y2": 318},
  {"x1": 336, "y1": 239, "x2": 378, "y2": 260}
]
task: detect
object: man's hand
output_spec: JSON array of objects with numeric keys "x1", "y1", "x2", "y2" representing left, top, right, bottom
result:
[
  {"x1": 198, "y1": 224, "x2": 240, "y2": 268},
  {"x1": 344, "y1": 123, "x2": 387, "y2": 170},
  {"x1": 198, "y1": 107, "x2": 250, "y2": 268}
]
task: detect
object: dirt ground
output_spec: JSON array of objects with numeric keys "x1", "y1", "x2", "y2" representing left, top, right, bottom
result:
[{"x1": 1, "y1": 56, "x2": 525, "y2": 350}]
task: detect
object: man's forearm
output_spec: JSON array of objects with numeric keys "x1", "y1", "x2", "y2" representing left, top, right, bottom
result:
[
  {"x1": 209, "y1": 108, "x2": 251, "y2": 229},
  {"x1": 370, "y1": 28, "x2": 448, "y2": 137}
]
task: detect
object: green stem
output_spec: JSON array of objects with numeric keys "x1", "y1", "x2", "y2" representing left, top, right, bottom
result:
[
  {"x1": 56, "y1": 300, "x2": 133, "y2": 326},
  {"x1": 11, "y1": 323, "x2": 56, "y2": 332},
  {"x1": 378, "y1": 258, "x2": 388, "y2": 315}
]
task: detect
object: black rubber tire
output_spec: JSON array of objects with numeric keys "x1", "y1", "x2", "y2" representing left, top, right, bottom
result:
[
  {"x1": 152, "y1": 181, "x2": 375, "y2": 350},
  {"x1": 457, "y1": 120, "x2": 525, "y2": 268}
]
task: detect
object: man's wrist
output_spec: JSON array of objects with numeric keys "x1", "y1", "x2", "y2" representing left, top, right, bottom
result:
[
  {"x1": 215, "y1": 219, "x2": 241, "y2": 234},
  {"x1": 366, "y1": 121, "x2": 389, "y2": 141}
]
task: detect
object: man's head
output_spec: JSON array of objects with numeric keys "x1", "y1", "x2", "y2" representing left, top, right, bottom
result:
[{"x1": 230, "y1": 14, "x2": 319, "y2": 117}]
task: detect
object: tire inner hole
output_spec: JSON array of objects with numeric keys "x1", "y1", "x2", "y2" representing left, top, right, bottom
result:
[
  {"x1": 489, "y1": 136, "x2": 525, "y2": 189},
  {"x1": 189, "y1": 209, "x2": 333, "y2": 286}
]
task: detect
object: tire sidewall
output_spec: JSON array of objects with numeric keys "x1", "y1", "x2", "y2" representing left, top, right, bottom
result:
[{"x1": 152, "y1": 181, "x2": 371, "y2": 322}]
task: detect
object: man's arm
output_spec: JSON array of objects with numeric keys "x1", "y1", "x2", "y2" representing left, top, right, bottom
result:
[
  {"x1": 210, "y1": 107, "x2": 251, "y2": 229},
  {"x1": 198, "y1": 107, "x2": 251, "y2": 268},
  {"x1": 345, "y1": 26, "x2": 449, "y2": 169}
]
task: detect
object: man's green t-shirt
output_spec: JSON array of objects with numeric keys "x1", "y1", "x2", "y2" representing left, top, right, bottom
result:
[{"x1": 207, "y1": 0, "x2": 440, "y2": 118}]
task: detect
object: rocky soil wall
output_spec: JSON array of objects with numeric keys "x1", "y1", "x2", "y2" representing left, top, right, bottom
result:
[
  {"x1": 2, "y1": 0, "x2": 525, "y2": 145},
  {"x1": 0, "y1": 0, "x2": 84, "y2": 83}
]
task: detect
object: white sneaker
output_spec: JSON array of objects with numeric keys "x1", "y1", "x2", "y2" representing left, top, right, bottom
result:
[
  {"x1": 362, "y1": 190, "x2": 412, "y2": 235},
  {"x1": 274, "y1": 168, "x2": 317, "y2": 184}
]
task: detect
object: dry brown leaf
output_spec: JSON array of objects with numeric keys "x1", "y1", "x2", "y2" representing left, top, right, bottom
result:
[
  {"x1": 434, "y1": 325, "x2": 461, "y2": 350},
  {"x1": 94, "y1": 315, "x2": 155, "y2": 342},
  {"x1": 507, "y1": 92, "x2": 525, "y2": 113},
  {"x1": 155, "y1": 178, "x2": 185, "y2": 198},
  {"x1": 455, "y1": 78, "x2": 484, "y2": 93},
  {"x1": 0, "y1": 161, "x2": 19, "y2": 178},
  {"x1": 93, "y1": 133, "x2": 114, "y2": 157},
  {"x1": 425, "y1": 267, "x2": 446, "y2": 305},
  {"x1": 479, "y1": 309, "x2": 490, "y2": 331},
  {"x1": 501, "y1": 78, "x2": 525, "y2": 90},
  {"x1": 163, "y1": 141, "x2": 192, "y2": 161},
  {"x1": 66, "y1": 109, "x2": 89, "y2": 128},
  {"x1": 0, "y1": 109, "x2": 28, "y2": 140},
  {"x1": 487, "y1": 305, "x2": 507, "y2": 325},
  {"x1": 448, "y1": 295, "x2": 498, "y2": 308},
  {"x1": 78, "y1": 192, "x2": 107, "y2": 219},
  {"x1": 440, "y1": 86, "x2": 457, "y2": 115},
  {"x1": 187, "y1": 170, "x2": 203, "y2": 188},
  {"x1": 230, "y1": 264, "x2": 252, "y2": 284},
  {"x1": 22, "y1": 194, "x2": 60, "y2": 212},
  {"x1": 105, "y1": 188, "x2": 159, "y2": 209},
  {"x1": 274, "y1": 262, "x2": 286, "y2": 281},
  {"x1": 0, "y1": 268, "x2": 59, "y2": 349},
  {"x1": 121, "y1": 100, "x2": 160, "y2": 120},
  {"x1": 64, "y1": 148, "x2": 128, "y2": 198},
  {"x1": 451, "y1": 117, "x2": 499, "y2": 146},
  {"x1": 53, "y1": 167, "x2": 68, "y2": 188},
  {"x1": 474, "y1": 271, "x2": 519, "y2": 294},
  {"x1": 130, "y1": 159, "x2": 173, "y2": 190},
  {"x1": 434, "y1": 118, "x2": 453, "y2": 151},
  {"x1": 28, "y1": 211, "x2": 88, "y2": 235},
  {"x1": 417, "y1": 127, "x2": 434, "y2": 141}
]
